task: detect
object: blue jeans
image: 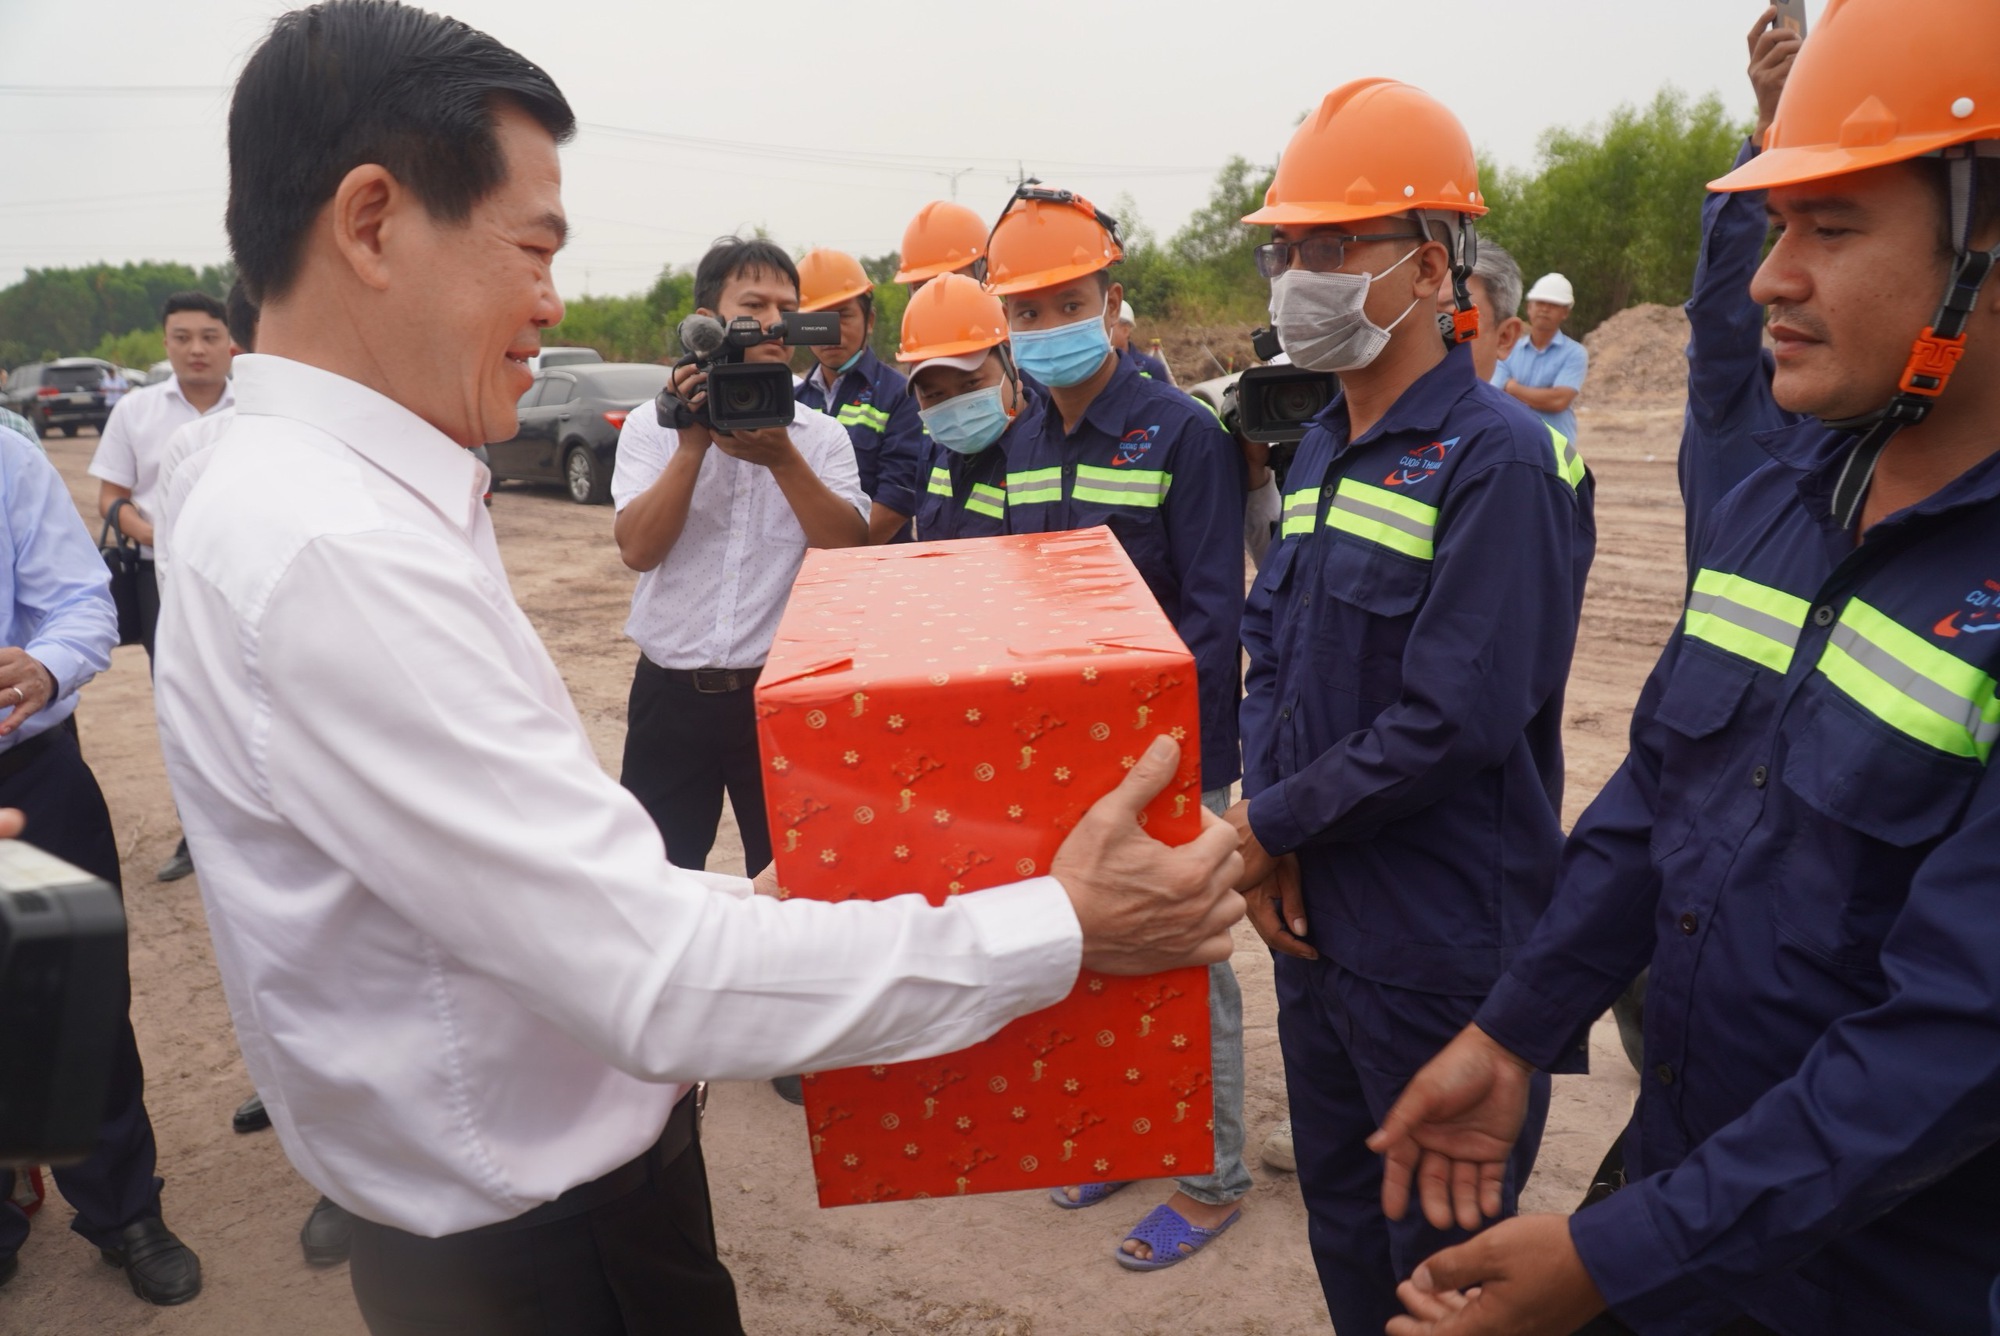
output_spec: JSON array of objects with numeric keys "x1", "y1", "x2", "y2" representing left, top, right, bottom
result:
[{"x1": 1173, "y1": 786, "x2": 1252, "y2": 1207}]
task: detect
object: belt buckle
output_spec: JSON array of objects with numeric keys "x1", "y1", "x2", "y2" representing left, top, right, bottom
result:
[{"x1": 691, "y1": 668, "x2": 738, "y2": 694}]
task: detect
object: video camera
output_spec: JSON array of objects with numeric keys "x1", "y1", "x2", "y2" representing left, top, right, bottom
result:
[
  {"x1": 0, "y1": 840, "x2": 127, "y2": 1167},
  {"x1": 1232, "y1": 326, "x2": 1336, "y2": 447},
  {"x1": 657, "y1": 311, "x2": 841, "y2": 434}
]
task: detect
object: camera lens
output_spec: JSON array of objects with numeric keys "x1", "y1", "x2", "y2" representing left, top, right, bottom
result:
[{"x1": 1271, "y1": 381, "x2": 1329, "y2": 420}]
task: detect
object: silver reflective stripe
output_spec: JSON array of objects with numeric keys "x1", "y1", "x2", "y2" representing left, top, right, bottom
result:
[
  {"x1": 1685, "y1": 589, "x2": 1803, "y2": 655},
  {"x1": 1328, "y1": 489, "x2": 1432, "y2": 542},
  {"x1": 1829, "y1": 621, "x2": 2000, "y2": 748}
]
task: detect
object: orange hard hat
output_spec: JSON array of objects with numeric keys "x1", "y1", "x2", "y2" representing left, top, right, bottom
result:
[
  {"x1": 1711, "y1": 0, "x2": 2000, "y2": 195},
  {"x1": 797, "y1": 248, "x2": 873, "y2": 312},
  {"x1": 1242, "y1": 78, "x2": 1486, "y2": 226},
  {"x1": 894, "y1": 201, "x2": 989, "y2": 284},
  {"x1": 983, "y1": 186, "x2": 1124, "y2": 296},
  {"x1": 898, "y1": 273, "x2": 1008, "y2": 366}
]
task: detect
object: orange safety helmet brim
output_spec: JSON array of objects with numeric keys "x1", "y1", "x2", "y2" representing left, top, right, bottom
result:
[
  {"x1": 983, "y1": 189, "x2": 1124, "y2": 296},
  {"x1": 1710, "y1": 0, "x2": 2000, "y2": 195},
  {"x1": 797, "y1": 248, "x2": 873, "y2": 312},
  {"x1": 1242, "y1": 78, "x2": 1487, "y2": 226},
  {"x1": 894, "y1": 201, "x2": 989, "y2": 284},
  {"x1": 898, "y1": 273, "x2": 1010, "y2": 363}
]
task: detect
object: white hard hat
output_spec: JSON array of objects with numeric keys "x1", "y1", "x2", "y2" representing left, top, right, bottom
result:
[
  {"x1": 1118, "y1": 301, "x2": 1136, "y2": 325},
  {"x1": 1525, "y1": 273, "x2": 1575, "y2": 307}
]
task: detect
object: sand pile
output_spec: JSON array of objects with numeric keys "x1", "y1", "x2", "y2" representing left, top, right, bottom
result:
[{"x1": 1583, "y1": 303, "x2": 1690, "y2": 406}]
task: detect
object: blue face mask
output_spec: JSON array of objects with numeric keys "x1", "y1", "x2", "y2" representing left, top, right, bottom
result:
[
  {"x1": 1010, "y1": 303, "x2": 1112, "y2": 387},
  {"x1": 919, "y1": 384, "x2": 1012, "y2": 455}
]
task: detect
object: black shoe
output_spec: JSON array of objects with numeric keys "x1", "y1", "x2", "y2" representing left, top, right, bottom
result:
[
  {"x1": 98, "y1": 1217, "x2": 202, "y2": 1306},
  {"x1": 299, "y1": 1196, "x2": 354, "y2": 1268},
  {"x1": 233, "y1": 1093, "x2": 270, "y2": 1134},
  {"x1": 0, "y1": 1252, "x2": 17, "y2": 1289},
  {"x1": 157, "y1": 839, "x2": 194, "y2": 883},
  {"x1": 771, "y1": 1075, "x2": 805, "y2": 1105}
]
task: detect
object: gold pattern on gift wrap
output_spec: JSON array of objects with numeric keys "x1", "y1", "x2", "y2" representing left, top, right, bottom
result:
[
  {"x1": 947, "y1": 882, "x2": 963, "y2": 895},
  {"x1": 853, "y1": 806, "x2": 874, "y2": 824},
  {"x1": 819, "y1": 849, "x2": 838, "y2": 865},
  {"x1": 881, "y1": 1113, "x2": 899, "y2": 1130},
  {"x1": 1094, "y1": 1158, "x2": 1110, "y2": 1173},
  {"x1": 1082, "y1": 667, "x2": 1099, "y2": 682},
  {"x1": 955, "y1": 1178, "x2": 970, "y2": 1196},
  {"x1": 1135, "y1": 705, "x2": 1152, "y2": 729},
  {"x1": 1060, "y1": 1139, "x2": 1077, "y2": 1162},
  {"x1": 805, "y1": 711, "x2": 827, "y2": 730},
  {"x1": 923, "y1": 1098, "x2": 939, "y2": 1119},
  {"x1": 1010, "y1": 671, "x2": 1028, "y2": 688},
  {"x1": 1007, "y1": 805, "x2": 1024, "y2": 821},
  {"x1": 1032, "y1": 1060, "x2": 1048, "y2": 1082},
  {"x1": 892, "y1": 845, "x2": 910, "y2": 860},
  {"x1": 1054, "y1": 767, "x2": 1072, "y2": 783},
  {"x1": 841, "y1": 1153, "x2": 859, "y2": 1169},
  {"x1": 1020, "y1": 1156, "x2": 1038, "y2": 1173},
  {"x1": 784, "y1": 830, "x2": 800, "y2": 852},
  {"x1": 1018, "y1": 746, "x2": 1037, "y2": 770},
  {"x1": 929, "y1": 673, "x2": 950, "y2": 686},
  {"x1": 1138, "y1": 1015, "x2": 1155, "y2": 1038},
  {"x1": 904, "y1": 1143, "x2": 920, "y2": 1158},
  {"x1": 1121, "y1": 756, "x2": 1137, "y2": 770},
  {"x1": 770, "y1": 756, "x2": 790, "y2": 772},
  {"x1": 1063, "y1": 1078, "x2": 1081, "y2": 1093},
  {"x1": 932, "y1": 809, "x2": 952, "y2": 826},
  {"x1": 974, "y1": 763, "x2": 995, "y2": 782},
  {"x1": 812, "y1": 1135, "x2": 825, "y2": 1155},
  {"x1": 1096, "y1": 1030, "x2": 1116, "y2": 1048},
  {"x1": 1125, "y1": 1068, "x2": 1142, "y2": 1083},
  {"x1": 1162, "y1": 1154, "x2": 1177, "y2": 1169},
  {"x1": 897, "y1": 788, "x2": 915, "y2": 813},
  {"x1": 965, "y1": 708, "x2": 983, "y2": 724},
  {"x1": 1174, "y1": 1101, "x2": 1190, "y2": 1123},
  {"x1": 841, "y1": 749, "x2": 861, "y2": 766},
  {"x1": 1133, "y1": 1118, "x2": 1152, "y2": 1135},
  {"x1": 869, "y1": 1066, "x2": 888, "y2": 1077},
  {"x1": 1172, "y1": 794, "x2": 1190, "y2": 818},
  {"x1": 1170, "y1": 726, "x2": 1186, "y2": 741},
  {"x1": 887, "y1": 714, "x2": 906, "y2": 731},
  {"x1": 988, "y1": 1076, "x2": 1008, "y2": 1094},
  {"x1": 850, "y1": 692, "x2": 869, "y2": 717},
  {"x1": 1015, "y1": 858, "x2": 1035, "y2": 875},
  {"x1": 1010, "y1": 1106, "x2": 1028, "y2": 1121},
  {"x1": 955, "y1": 1115, "x2": 973, "y2": 1131}
]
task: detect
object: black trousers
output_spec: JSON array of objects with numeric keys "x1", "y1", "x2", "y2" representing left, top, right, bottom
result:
[
  {"x1": 0, "y1": 723, "x2": 165, "y2": 1257},
  {"x1": 136, "y1": 558, "x2": 160, "y2": 663},
  {"x1": 619, "y1": 657, "x2": 772, "y2": 875},
  {"x1": 347, "y1": 1098, "x2": 742, "y2": 1336}
]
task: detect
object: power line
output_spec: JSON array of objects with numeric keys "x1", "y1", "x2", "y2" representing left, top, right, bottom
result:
[{"x1": 0, "y1": 84, "x2": 228, "y2": 97}]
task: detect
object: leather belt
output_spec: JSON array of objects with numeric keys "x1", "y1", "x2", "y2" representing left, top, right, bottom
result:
[
  {"x1": 473, "y1": 1091, "x2": 698, "y2": 1235},
  {"x1": 644, "y1": 661, "x2": 764, "y2": 694}
]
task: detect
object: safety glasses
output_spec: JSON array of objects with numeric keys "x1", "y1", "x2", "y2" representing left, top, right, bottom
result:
[{"x1": 1254, "y1": 231, "x2": 1423, "y2": 279}]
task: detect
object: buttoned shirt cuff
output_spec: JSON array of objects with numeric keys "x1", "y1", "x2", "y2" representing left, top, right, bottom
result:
[
  {"x1": 1570, "y1": 1181, "x2": 1736, "y2": 1336},
  {"x1": 1247, "y1": 781, "x2": 1310, "y2": 858},
  {"x1": 955, "y1": 876, "x2": 1083, "y2": 1018},
  {"x1": 1473, "y1": 969, "x2": 1595, "y2": 1072},
  {"x1": 23, "y1": 640, "x2": 86, "y2": 704}
]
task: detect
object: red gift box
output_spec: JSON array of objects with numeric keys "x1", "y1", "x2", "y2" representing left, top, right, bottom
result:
[{"x1": 756, "y1": 527, "x2": 1214, "y2": 1207}]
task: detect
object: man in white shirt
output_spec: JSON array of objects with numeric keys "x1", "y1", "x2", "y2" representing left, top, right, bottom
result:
[
  {"x1": 160, "y1": 7, "x2": 1241, "y2": 1332},
  {"x1": 89, "y1": 287, "x2": 233, "y2": 883},
  {"x1": 612, "y1": 237, "x2": 867, "y2": 888}
]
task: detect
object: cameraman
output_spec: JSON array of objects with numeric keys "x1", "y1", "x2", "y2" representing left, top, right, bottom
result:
[{"x1": 612, "y1": 236, "x2": 867, "y2": 889}]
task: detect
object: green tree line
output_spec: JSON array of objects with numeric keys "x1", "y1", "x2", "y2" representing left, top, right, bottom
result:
[{"x1": 0, "y1": 88, "x2": 1746, "y2": 372}]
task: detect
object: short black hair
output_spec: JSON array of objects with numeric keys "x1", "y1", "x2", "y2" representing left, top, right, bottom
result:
[
  {"x1": 226, "y1": 0, "x2": 576, "y2": 303},
  {"x1": 225, "y1": 280, "x2": 261, "y2": 351},
  {"x1": 694, "y1": 236, "x2": 801, "y2": 312},
  {"x1": 161, "y1": 290, "x2": 227, "y2": 326}
]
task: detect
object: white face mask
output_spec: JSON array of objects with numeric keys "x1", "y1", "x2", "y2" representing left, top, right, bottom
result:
[{"x1": 1269, "y1": 247, "x2": 1422, "y2": 373}]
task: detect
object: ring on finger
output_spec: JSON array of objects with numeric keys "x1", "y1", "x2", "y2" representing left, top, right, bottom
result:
[{"x1": 8, "y1": 686, "x2": 22, "y2": 706}]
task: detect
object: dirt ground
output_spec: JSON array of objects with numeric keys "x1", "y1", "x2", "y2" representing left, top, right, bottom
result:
[{"x1": 6, "y1": 360, "x2": 1685, "y2": 1334}]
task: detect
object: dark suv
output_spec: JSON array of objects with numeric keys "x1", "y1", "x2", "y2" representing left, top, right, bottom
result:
[
  {"x1": 4, "y1": 358, "x2": 125, "y2": 436},
  {"x1": 489, "y1": 362, "x2": 671, "y2": 504}
]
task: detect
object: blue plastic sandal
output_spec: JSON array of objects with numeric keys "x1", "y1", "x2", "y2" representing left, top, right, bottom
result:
[
  {"x1": 1048, "y1": 1180, "x2": 1133, "y2": 1210},
  {"x1": 1114, "y1": 1202, "x2": 1242, "y2": 1271}
]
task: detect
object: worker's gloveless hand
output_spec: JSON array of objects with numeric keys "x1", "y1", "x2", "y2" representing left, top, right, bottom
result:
[
  {"x1": 1051, "y1": 734, "x2": 1245, "y2": 976},
  {"x1": 1748, "y1": 6, "x2": 1804, "y2": 140},
  {"x1": 710, "y1": 424, "x2": 796, "y2": 469},
  {"x1": 1388, "y1": 1215, "x2": 1607, "y2": 1336},
  {"x1": 1243, "y1": 854, "x2": 1315, "y2": 960},
  {"x1": 1221, "y1": 798, "x2": 1278, "y2": 889},
  {"x1": 1369, "y1": 1022, "x2": 1537, "y2": 1230}
]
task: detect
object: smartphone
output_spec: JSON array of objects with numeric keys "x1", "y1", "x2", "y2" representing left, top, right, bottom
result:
[{"x1": 1773, "y1": 0, "x2": 1808, "y2": 37}]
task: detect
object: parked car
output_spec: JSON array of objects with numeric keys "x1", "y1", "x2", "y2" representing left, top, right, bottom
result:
[
  {"x1": 489, "y1": 362, "x2": 670, "y2": 504},
  {"x1": 144, "y1": 360, "x2": 174, "y2": 385},
  {"x1": 530, "y1": 346, "x2": 603, "y2": 373},
  {"x1": 2, "y1": 358, "x2": 125, "y2": 436}
]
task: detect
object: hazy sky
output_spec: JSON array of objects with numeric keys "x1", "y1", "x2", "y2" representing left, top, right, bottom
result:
[{"x1": 2, "y1": 0, "x2": 1827, "y2": 304}]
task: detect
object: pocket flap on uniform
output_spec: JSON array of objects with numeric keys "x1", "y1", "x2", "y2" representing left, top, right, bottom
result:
[
  {"x1": 1780, "y1": 688, "x2": 1981, "y2": 847},
  {"x1": 1320, "y1": 538, "x2": 1428, "y2": 618},
  {"x1": 1654, "y1": 646, "x2": 1757, "y2": 740}
]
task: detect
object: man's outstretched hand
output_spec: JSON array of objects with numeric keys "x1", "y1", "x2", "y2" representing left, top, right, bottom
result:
[
  {"x1": 1388, "y1": 1214, "x2": 1607, "y2": 1336},
  {"x1": 1369, "y1": 1023, "x2": 1537, "y2": 1230},
  {"x1": 1052, "y1": 735, "x2": 1245, "y2": 976}
]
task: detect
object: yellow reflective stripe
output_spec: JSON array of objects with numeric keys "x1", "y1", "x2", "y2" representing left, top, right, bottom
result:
[
  {"x1": 837, "y1": 403, "x2": 890, "y2": 432},
  {"x1": 1324, "y1": 478, "x2": 1436, "y2": 560},
  {"x1": 1818, "y1": 599, "x2": 2000, "y2": 762},
  {"x1": 927, "y1": 466, "x2": 953, "y2": 498},
  {"x1": 1280, "y1": 487, "x2": 1319, "y2": 537},
  {"x1": 1548, "y1": 425, "x2": 1586, "y2": 490},
  {"x1": 1005, "y1": 467, "x2": 1062, "y2": 505},
  {"x1": 1074, "y1": 464, "x2": 1171, "y2": 509},
  {"x1": 966, "y1": 484, "x2": 1005, "y2": 519},
  {"x1": 1682, "y1": 569, "x2": 1810, "y2": 674}
]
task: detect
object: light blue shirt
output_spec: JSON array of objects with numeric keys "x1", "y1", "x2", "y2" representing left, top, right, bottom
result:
[
  {"x1": 0, "y1": 425, "x2": 116, "y2": 751},
  {"x1": 1492, "y1": 327, "x2": 1588, "y2": 445}
]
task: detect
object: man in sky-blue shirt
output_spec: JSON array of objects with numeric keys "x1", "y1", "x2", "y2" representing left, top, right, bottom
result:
[{"x1": 1494, "y1": 271, "x2": 1588, "y2": 447}]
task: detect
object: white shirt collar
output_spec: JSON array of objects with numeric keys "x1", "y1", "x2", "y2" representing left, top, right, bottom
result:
[{"x1": 230, "y1": 353, "x2": 483, "y2": 532}]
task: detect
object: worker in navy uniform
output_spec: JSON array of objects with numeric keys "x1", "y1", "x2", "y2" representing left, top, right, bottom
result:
[
  {"x1": 1226, "y1": 79, "x2": 1594, "y2": 1334},
  {"x1": 900, "y1": 274, "x2": 1041, "y2": 543},
  {"x1": 1374, "y1": 5, "x2": 2000, "y2": 1333},
  {"x1": 793, "y1": 248, "x2": 924, "y2": 543}
]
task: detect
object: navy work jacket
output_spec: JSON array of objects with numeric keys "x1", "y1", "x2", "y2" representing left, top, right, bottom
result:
[
  {"x1": 911, "y1": 395, "x2": 1044, "y2": 543},
  {"x1": 1241, "y1": 343, "x2": 1596, "y2": 996},
  {"x1": 1680, "y1": 137, "x2": 1805, "y2": 563},
  {"x1": 1122, "y1": 346, "x2": 1173, "y2": 384},
  {"x1": 795, "y1": 348, "x2": 925, "y2": 534},
  {"x1": 1001, "y1": 354, "x2": 1245, "y2": 790},
  {"x1": 1478, "y1": 423, "x2": 2000, "y2": 1335}
]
